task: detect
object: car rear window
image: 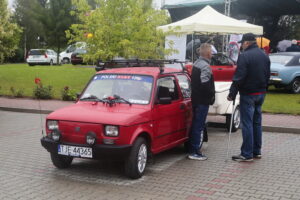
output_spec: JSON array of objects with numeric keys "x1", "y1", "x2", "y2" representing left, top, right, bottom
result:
[
  {"x1": 270, "y1": 55, "x2": 293, "y2": 65},
  {"x1": 29, "y1": 50, "x2": 46, "y2": 55}
]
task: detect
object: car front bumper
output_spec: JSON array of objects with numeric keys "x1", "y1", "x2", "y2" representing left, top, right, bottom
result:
[{"x1": 41, "y1": 137, "x2": 132, "y2": 160}]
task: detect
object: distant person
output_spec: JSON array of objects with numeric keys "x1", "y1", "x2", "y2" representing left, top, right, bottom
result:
[
  {"x1": 189, "y1": 43, "x2": 215, "y2": 161},
  {"x1": 286, "y1": 40, "x2": 300, "y2": 52},
  {"x1": 227, "y1": 33, "x2": 270, "y2": 162}
]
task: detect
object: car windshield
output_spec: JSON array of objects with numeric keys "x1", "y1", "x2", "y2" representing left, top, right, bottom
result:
[
  {"x1": 270, "y1": 55, "x2": 293, "y2": 65},
  {"x1": 81, "y1": 74, "x2": 153, "y2": 104},
  {"x1": 29, "y1": 50, "x2": 46, "y2": 55}
]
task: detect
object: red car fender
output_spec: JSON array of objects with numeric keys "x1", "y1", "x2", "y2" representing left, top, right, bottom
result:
[{"x1": 125, "y1": 122, "x2": 154, "y2": 146}]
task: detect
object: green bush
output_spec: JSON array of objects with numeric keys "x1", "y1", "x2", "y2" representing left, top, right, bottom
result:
[
  {"x1": 10, "y1": 86, "x2": 24, "y2": 97},
  {"x1": 33, "y1": 85, "x2": 53, "y2": 99},
  {"x1": 61, "y1": 86, "x2": 76, "y2": 101}
]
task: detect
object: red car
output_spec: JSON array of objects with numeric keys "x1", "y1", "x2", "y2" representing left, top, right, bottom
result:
[
  {"x1": 41, "y1": 60, "x2": 192, "y2": 179},
  {"x1": 185, "y1": 53, "x2": 237, "y2": 81},
  {"x1": 71, "y1": 49, "x2": 87, "y2": 65}
]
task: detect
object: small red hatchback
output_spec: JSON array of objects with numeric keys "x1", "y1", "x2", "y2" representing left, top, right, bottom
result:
[{"x1": 41, "y1": 60, "x2": 192, "y2": 179}]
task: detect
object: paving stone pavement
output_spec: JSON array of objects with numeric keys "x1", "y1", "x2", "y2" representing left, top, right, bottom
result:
[{"x1": 1, "y1": 110, "x2": 300, "y2": 200}]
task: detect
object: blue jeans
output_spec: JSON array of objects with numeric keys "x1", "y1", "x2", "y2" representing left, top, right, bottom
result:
[
  {"x1": 240, "y1": 94, "x2": 266, "y2": 159},
  {"x1": 189, "y1": 104, "x2": 209, "y2": 154}
]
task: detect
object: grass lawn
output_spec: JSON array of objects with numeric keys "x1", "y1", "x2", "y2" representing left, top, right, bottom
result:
[
  {"x1": 0, "y1": 63, "x2": 95, "y2": 99},
  {"x1": 263, "y1": 86, "x2": 300, "y2": 115},
  {"x1": 0, "y1": 63, "x2": 299, "y2": 115}
]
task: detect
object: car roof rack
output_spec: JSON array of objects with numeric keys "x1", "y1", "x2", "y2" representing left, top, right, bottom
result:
[{"x1": 95, "y1": 59, "x2": 188, "y2": 74}]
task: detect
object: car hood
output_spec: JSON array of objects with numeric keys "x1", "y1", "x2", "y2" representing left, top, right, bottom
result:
[
  {"x1": 47, "y1": 102, "x2": 151, "y2": 126},
  {"x1": 270, "y1": 63, "x2": 285, "y2": 72}
]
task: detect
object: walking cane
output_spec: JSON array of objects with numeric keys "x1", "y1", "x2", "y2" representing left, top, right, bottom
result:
[{"x1": 225, "y1": 99, "x2": 235, "y2": 162}]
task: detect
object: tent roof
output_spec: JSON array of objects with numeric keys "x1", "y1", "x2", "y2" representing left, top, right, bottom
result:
[
  {"x1": 158, "y1": 5, "x2": 263, "y2": 35},
  {"x1": 162, "y1": 0, "x2": 223, "y2": 9}
]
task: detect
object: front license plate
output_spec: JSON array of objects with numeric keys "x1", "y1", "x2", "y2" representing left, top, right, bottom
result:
[{"x1": 58, "y1": 144, "x2": 92, "y2": 158}]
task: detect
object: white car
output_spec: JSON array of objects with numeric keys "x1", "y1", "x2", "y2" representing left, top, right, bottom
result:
[
  {"x1": 60, "y1": 42, "x2": 86, "y2": 64},
  {"x1": 27, "y1": 49, "x2": 59, "y2": 66}
]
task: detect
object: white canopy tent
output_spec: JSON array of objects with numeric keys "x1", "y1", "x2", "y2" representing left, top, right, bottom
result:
[{"x1": 158, "y1": 5, "x2": 263, "y2": 35}]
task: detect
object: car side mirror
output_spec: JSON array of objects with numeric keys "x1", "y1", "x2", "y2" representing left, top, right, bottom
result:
[{"x1": 158, "y1": 97, "x2": 172, "y2": 105}]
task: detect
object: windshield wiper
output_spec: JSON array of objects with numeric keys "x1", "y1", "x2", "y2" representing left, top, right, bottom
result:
[
  {"x1": 80, "y1": 95, "x2": 103, "y2": 102},
  {"x1": 113, "y1": 94, "x2": 132, "y2": 106}
]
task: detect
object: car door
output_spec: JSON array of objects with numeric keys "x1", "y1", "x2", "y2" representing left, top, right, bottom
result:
[
  {"x1": 176, "y1": 74, "x2": 193, "y2": 139},
  {"x1": 152, "y1": 75, "x2": 184, "y2": 153}
]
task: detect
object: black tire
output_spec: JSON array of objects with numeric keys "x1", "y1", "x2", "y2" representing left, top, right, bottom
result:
[
  {"x1": 226, "y1": 105, "x2": 240, "y2": 132},
  {"x1": 50, "y1": 60, "x2": 53, "y2": 66},
  {"x1": 50, "y1": 153, "x2": 73, "y2": 169},
  {"x1": 124, "y1": 137, "x2": 148, "y2": 179},
  {"x1": 290, "y1": 78, "x2": 300, "y2": 94},
  {"x1": 28, "y1": 63, "x2": 35, "y2": 66},
  {"x1": 62, "y1": 58, "x2": 70, "y2": 64}
]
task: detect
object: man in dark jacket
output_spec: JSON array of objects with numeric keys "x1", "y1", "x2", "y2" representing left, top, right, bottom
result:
[
  {"x1": 286, "y1": 40, "x2": 300, "y2": 52},
  {"x1": 189, "y1": 43, "x2": 215, "y2": 161},
  {"x1": 228, "y1": 33, "x2": 270, "y2": 162}
]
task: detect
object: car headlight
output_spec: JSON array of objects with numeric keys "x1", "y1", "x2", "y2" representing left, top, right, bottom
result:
[
  {"x1": 104, "y1": 125, "x2": 119, "y2": 137},
  {"x1": 47, "y1": 120, "x2": 59, "y2": 130}
]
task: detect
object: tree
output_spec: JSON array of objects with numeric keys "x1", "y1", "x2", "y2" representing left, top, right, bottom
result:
[
  {"x1": 14, "y1": 0, "x2": 46, "y2": 60},
  {"x1": 67, "y1": 0, "x2": 174, "y2": 62},
  {"x1": 0, "y1": 0, "x2": 22, "y2": 63},
  {"x1": 40, "y1": 0, "x2": 76, "y2": 64}
]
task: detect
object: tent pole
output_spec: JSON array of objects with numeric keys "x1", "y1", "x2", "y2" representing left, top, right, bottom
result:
[{"x1": 192, "y1": 33, "x2": 194, "y2": 62}]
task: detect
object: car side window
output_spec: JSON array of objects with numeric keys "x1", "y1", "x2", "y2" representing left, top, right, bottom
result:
[
  {"x1": 157, "y1": 76, "x2": 179, "y2": 100},
  {"x1": 177, "y1": 74, "x2": 191, "y2": 98}
]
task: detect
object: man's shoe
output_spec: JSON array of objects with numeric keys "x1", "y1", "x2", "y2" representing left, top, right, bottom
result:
[
  {"x1": 232, "y1": 155, "x2": 253, "y2": 162},
  {"x1": 253, "y1": 154, "x2": 262, "y2": 159},
  {"x1": 188, "y1": 153, "x2": 208, "y2": 161}
]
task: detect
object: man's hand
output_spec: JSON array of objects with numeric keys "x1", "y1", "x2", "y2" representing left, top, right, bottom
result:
[{"x1": 227, "y1": 95, "x2": 233, "y2": 101}]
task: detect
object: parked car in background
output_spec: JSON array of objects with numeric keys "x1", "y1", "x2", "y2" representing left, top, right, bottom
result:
[
  {"x1": 26, "y1": 49, "x2": 59, "y2": 66},
  {"x1": 60, "y1": 42, "x2": 86, "y2": 64},
  {"x1": 269, "y1": 52, "x2": 300, "y2": 93},
  {"x1": 185, "y1": 53, "x2": 237, "y2": 82},
  {"x1": 71, "y1": 49, "x2": 87, "y2": 65}
]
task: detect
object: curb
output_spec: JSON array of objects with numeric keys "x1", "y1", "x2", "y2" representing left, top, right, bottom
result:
[
  {"x1": 0, "y1": 107, "x2": 52, "y2": 114},
  {"x1": 1, "y1": 107, "x2": 300, "y2": 134}
]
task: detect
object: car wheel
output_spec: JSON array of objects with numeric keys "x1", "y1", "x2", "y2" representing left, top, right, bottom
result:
[
  {"x1": 291, "y1": 78, "x2": 300, "y2": 94},
  {"x1": 226, "y1": 105, "x2": 240, "y2": 132},
  {"x1": 63, "y1": 58, "x2": 70, "y2": 64},
  {"x1": 50, "y1": 60, "x2": 53, "y2": 66},
  {"x1": 124, "y1": 137, "x2": 148, "y2": 179},
  {"x1": 28, "y1": 63, "x2": 35, "y2": 66},
  {"x1": 50, "y1": 153, "x2": 73, "y2": 169}
]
